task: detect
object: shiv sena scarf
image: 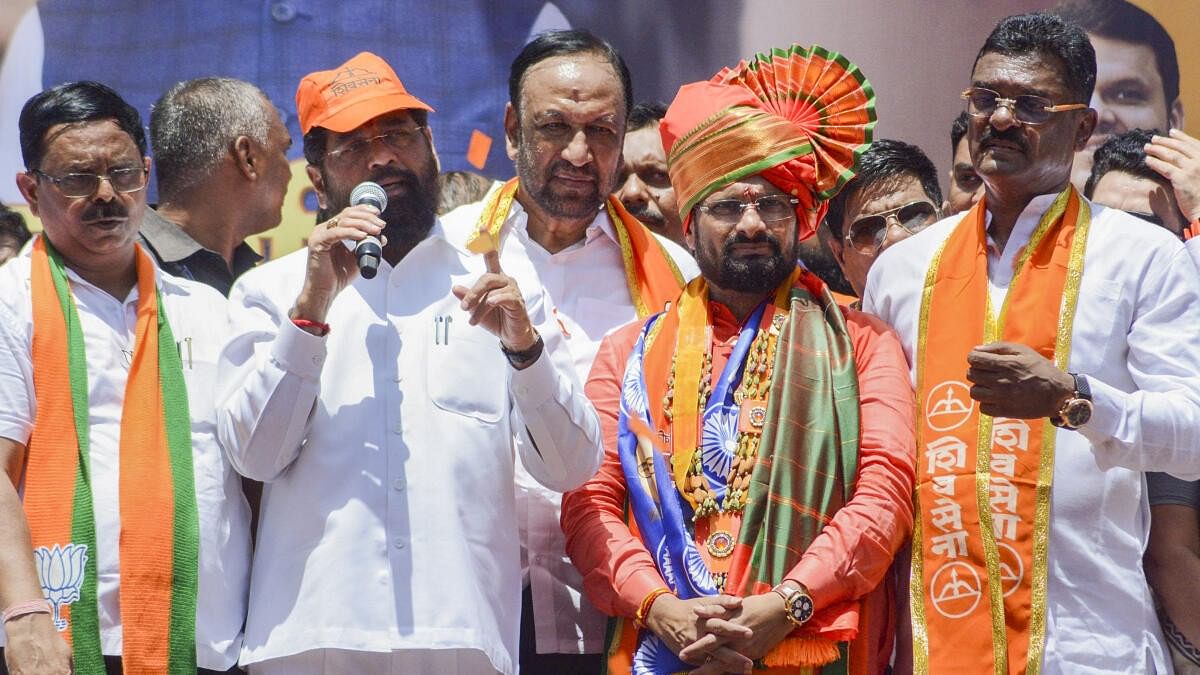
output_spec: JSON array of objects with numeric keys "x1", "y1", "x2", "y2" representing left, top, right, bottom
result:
[
  {"x1": 611, "y1": 268, "x2": 866, "y2": 674},
  {"x1": 911, "y1": 187, "x2": 1090, "y2": 675},
  {"x1": 25, "y1": 236, "x2": 199, "y2": 675},
  {"x1": 464, "y1": 177, "x2": 685, "y2": 318}
]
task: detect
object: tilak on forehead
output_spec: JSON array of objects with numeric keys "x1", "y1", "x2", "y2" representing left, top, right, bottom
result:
[{"x1": 659, "y1": 44, "x2": 877, "y2": 240}]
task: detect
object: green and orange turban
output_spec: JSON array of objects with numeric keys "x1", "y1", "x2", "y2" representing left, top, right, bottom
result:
[{"x1": 661, "y1": 44, "x2": 876, "y2": 240}]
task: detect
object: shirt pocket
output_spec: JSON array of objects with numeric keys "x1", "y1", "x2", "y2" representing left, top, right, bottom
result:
[
  {"x1": 426, "y1": 326, "x2": 509, "y2": 424},
  {"x1": 1069, "y1": 278, "x2": 1126, "y2": 376}
]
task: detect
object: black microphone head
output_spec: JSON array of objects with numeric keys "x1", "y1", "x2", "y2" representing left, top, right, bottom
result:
[{"x1": 350, "y1": 181, "x2": 388, "y2": 212}]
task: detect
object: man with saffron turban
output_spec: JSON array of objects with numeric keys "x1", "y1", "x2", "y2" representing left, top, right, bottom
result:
[{"x1": 562, "y1": 44, "x2": 916, "y2": 674}]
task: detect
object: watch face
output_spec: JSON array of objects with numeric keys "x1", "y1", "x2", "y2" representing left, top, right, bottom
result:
[
  {"x1": 790, "y1": 593, "x2": 815, "y2": 623},
  {"x1": 1064, "y1": 399, "x2": 1093, "y2": 428}
]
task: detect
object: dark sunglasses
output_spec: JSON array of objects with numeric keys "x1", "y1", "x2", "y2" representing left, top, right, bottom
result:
[{"x1": 846, "y1": 201, "x2": 939, "y2": 254}]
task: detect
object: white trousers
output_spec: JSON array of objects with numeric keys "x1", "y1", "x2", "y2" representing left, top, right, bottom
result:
[{"x1": 246, "y1": 648, "x2": 500, "y2": 675}]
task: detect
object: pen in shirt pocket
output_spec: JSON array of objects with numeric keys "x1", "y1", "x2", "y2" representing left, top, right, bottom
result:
[{"x1": 175, "y1": 337, "x2": 193, "y2": 369}]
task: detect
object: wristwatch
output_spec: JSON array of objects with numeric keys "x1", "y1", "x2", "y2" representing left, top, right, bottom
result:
[
  {"x1": 771, "y1": 582, "x2": 814, "y2": 627},
  {"x1": 1051, "y1": 372, "x2": 1093, "y2": 429},
  {"x1": 500, "y1": 331, "x2": 544, "y2": 368}
]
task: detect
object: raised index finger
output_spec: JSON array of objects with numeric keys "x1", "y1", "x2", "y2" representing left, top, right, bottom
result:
[{"x1": 484, "y1": 250, "x2": 502, "y2": 275}]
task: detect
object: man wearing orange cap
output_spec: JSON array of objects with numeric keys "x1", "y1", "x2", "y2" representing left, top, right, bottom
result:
[
  {"x1": 444, "y1": 30, "x2": 697, "y2": 674},
  {"x1": 560, "y1": 44, "x2": 915, "y2": 675},
  {"x1": 217, "y1": 52, "x2": 603, "y2": 675}
]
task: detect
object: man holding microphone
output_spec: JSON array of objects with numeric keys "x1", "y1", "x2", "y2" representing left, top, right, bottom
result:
[{"x1": 217, "y1": 52, "x2": 603, "y2": 675}]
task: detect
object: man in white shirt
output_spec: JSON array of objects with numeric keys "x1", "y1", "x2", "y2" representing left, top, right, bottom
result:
[
  {"x1": 864, "y1": 13, "x2": 1200, "y2": 674},
  {"x1": 0, "y1": 81, "x2": 250, "y2": 675},
  {"x1": 217, "y1": 51, "x2": 602, "y2": 675},
  {"x1": 442, "y1": 30, "x2": 696, "y2": 674}
]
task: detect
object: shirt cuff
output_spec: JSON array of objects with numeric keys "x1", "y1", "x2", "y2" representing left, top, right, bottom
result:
[
  {"x1": 269, "y1": 318, "x2": 328, "y2": 381},
  {"x1": 510, "y1": 348, "x2": 558, "y2": 408},
  {"x1": 618, "y1": 569, "x2": 673, "y2": 619},
  {"x1": 785, "y1": 556, "x2": 837, "y2": 612},
  {"x1": 1077, "y1": 374, "x2": 1122, "y2": 446}
]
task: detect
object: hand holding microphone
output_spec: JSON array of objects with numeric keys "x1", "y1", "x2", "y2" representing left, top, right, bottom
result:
[
  {"x1": 347, "y1": 182, "x2": 388, "y2": 279},
  {"x1": 292, "y1": 182, "x2": 388, "y2": 324}
]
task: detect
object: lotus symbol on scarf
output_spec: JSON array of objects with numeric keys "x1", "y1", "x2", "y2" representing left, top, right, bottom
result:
[{"x1": 34, "y1": 543, "x2": 88, "y2": 631}]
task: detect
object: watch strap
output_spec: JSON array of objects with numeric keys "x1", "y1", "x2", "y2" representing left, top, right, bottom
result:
[{"x1": 501, "y1": 331, "x2": 544, "y2": 367}]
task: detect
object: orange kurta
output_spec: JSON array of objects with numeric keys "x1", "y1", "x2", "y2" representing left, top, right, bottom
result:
[{"x1": 561, "y1": 303, "x2": 916, "y2": 672}]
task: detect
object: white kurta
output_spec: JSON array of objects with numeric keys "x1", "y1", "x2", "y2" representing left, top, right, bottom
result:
[
  {"x1": 441, "y1": 195, "x2": 697, "y2": 654},
  {"x1": 0, "y1": 241, "x2": 252, "y2": 670},
  {"x1": 864, "y1": 195, "x2": 1200, "y2": 674},
  {"x1": 216, "y1": 220, "x2": 603, "y2": 674}
]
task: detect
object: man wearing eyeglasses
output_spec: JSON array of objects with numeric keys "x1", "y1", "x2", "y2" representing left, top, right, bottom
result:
[
  {"x1": 823, "y1": 139, "x2": 943, "y2": 298},
  {"x1": 0, "y1": 81, "x2": 251, "y2": 674},
  {"x1": 563, "y1": 44, "x2": 915, "y2": 675},
  {"x1": 864, "y1": 13, "x2": 1200, "y2": 674},
  {"x1": 216, "y1": 52, "x2": 602, "y2": 675}
]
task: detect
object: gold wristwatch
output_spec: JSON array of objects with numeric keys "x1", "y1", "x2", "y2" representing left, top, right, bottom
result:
[
  {"x1": 1051, "y1": 373, "x2": 1093, "y2": 430},
  {"x1": 771, "y1": 581, "x2": 814, "y2": 627}
]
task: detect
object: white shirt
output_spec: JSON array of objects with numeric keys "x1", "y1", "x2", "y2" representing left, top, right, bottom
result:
[
  {"x1": 0, "y1": 241, "x2": 251, "y2": 670},
  {"x1": 864, "y1": 196, "x2": 1200, "y2": 674},
  {"x1": 442, "y1": 196, "x2": 697, "y2": 653},
  {"x1": 216, "y1": 219, "x2": 602, "y2": 674}
]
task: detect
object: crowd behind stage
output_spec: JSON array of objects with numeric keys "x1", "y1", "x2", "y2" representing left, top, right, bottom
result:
[{"x1": 2, "y1": 1, "x2": 1200, "y2": 674}]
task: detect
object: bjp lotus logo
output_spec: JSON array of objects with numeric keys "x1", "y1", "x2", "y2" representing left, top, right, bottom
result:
[{"x1": 34, "y1": 543, "x2": 88, "y2": 631}]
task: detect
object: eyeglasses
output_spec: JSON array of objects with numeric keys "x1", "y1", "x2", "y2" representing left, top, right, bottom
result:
[
  {"x1": 695, "y1": 195, "x2": 800, "y2": 224},
  {"x1": 961, "y1": 87, "x2": 1088, "y2": 125},
  {"x1": 30, "y1": 167, "x2": 147, "y2": 198},
  {"x1": 846, "y1": 200, "x2": 939, "y2": 254},
  {"x1": 325, "y1": 127, "x2": 427, "y2": 166}
]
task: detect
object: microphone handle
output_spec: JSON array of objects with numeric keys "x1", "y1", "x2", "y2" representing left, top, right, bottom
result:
[{"x1": 355, "y1": 236, "x2": 383, "y2": 279}]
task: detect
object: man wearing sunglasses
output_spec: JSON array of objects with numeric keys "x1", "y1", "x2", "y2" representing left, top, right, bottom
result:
[
  {"x1": 0, "y1": 82, "x2": 252, "y2": 674},
  {"x1": 823, "y1": 139, "x2": 942, "y2": 298},
  {"x1": 864, "y1": 13, "x2": 1200, "y2": 674}
]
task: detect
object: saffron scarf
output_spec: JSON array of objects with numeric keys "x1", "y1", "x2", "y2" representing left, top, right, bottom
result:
[
  {"x1": 464, "y1": 177, "x2": 686, "y2": 317},
  {"x1": 610, "y1": 268, "x2": 864, "y2": 674},
  {"x1": 25, "y1": 236, "x2": 199, "y2": 675},
  {"x1": 911, "y1": 187, "x2": 1089, "y2": 675}
]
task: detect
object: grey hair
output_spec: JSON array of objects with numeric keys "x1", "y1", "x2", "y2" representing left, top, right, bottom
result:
[{"x1": 150, "y1": 77, "x2": 274, "y2": 201}]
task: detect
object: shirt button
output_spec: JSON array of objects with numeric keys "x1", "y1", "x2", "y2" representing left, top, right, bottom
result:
[
  {"x1": 393, "y1": 374, "x2": 403, "y2": 383},
  {"x1": 394, "y1": 538, "x2": 407, "y2": 550},
  {"x1": 392, "y1": 478, "x2": 406, "y2": 491},
  {"x1": 311, "y1": 354, "x2": 323, "y2": 365},
  {"x1": 270, "y1": 1, "x2": 296, "y2": 22},
  {"x1": 392, "y1": 422, "x2": 402, "y2": 435}
]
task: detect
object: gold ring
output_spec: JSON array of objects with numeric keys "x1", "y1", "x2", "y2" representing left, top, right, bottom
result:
[{"x1": 326, "y1": 217, "x2": 339, "y2": 230}]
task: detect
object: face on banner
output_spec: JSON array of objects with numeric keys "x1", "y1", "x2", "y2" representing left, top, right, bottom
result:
[{"x1": 1073, "y1": 33, "x2": 1185, "y2": 188}]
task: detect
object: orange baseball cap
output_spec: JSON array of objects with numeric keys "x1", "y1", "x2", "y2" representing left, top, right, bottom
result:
[{"x1": 296, "y1": 51, "x2": 434, "y2": 135}]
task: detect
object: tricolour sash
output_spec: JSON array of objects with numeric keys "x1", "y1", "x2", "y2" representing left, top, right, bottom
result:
[
  {"x1": 912, "y1": 187, "x2": 1090, "y2": 674},
  {"x1": 610, "y1": 268, "x2": 864, "y2": 674},
  {"x1": 26, "y1": 236, "x2": 199, "y2": 675}
]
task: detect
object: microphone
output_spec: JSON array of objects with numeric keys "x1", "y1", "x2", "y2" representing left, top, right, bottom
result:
[{"x1": 349, "y1": 182, "x2": 387, "y2": 279}]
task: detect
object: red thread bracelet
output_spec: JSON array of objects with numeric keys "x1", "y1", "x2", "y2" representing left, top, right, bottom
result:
[{"x1": 292, "y1": 318, "x2": 330, "y2": 336}]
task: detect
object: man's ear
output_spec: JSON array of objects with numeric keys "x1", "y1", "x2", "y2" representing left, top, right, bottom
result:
[
  {"x1": 504, "y1": 102, "x2": 520, "y2": 162},
  {"x1": 424, "y1": 125, "x2": 442, "y2": 173},
  {"x1": 1074, "y1": 109, "x2": 1099, "y2": 151},
  {"x1": 306, "y1": 165, "x2": 328, "y2": 210},
  {"x1": 15, "y1": 171, "x2": 39, "y2": 216},
  {"x1": 1169, "y1": 98, "x2": 1185, "y2": 132},
  {"x1": 826, "y1": 227, "x2": 847, "y2": 266},
  {"x1": 232, "y1": 136, "x2": 256, "y2": 180}
]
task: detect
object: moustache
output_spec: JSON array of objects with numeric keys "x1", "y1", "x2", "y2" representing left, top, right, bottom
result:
[
  {"x1": 548, "y1": 160, "x2": 599, "y2": 183},
  {"x1": 625, "y1": 201, "x2": 665, "y2": 226},
  {"x1": 81, "y1": 202, "x2": 128, "y2": 222},
  {"x1": 370, "y1": 168, "x2": 422, "y2": 191},
  {"x1": 724, "y1": 232, "x2": 782, "y2": 254},
  {"x1": 979, "y1": 127, "x2": 1028, "y2": 153}
]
